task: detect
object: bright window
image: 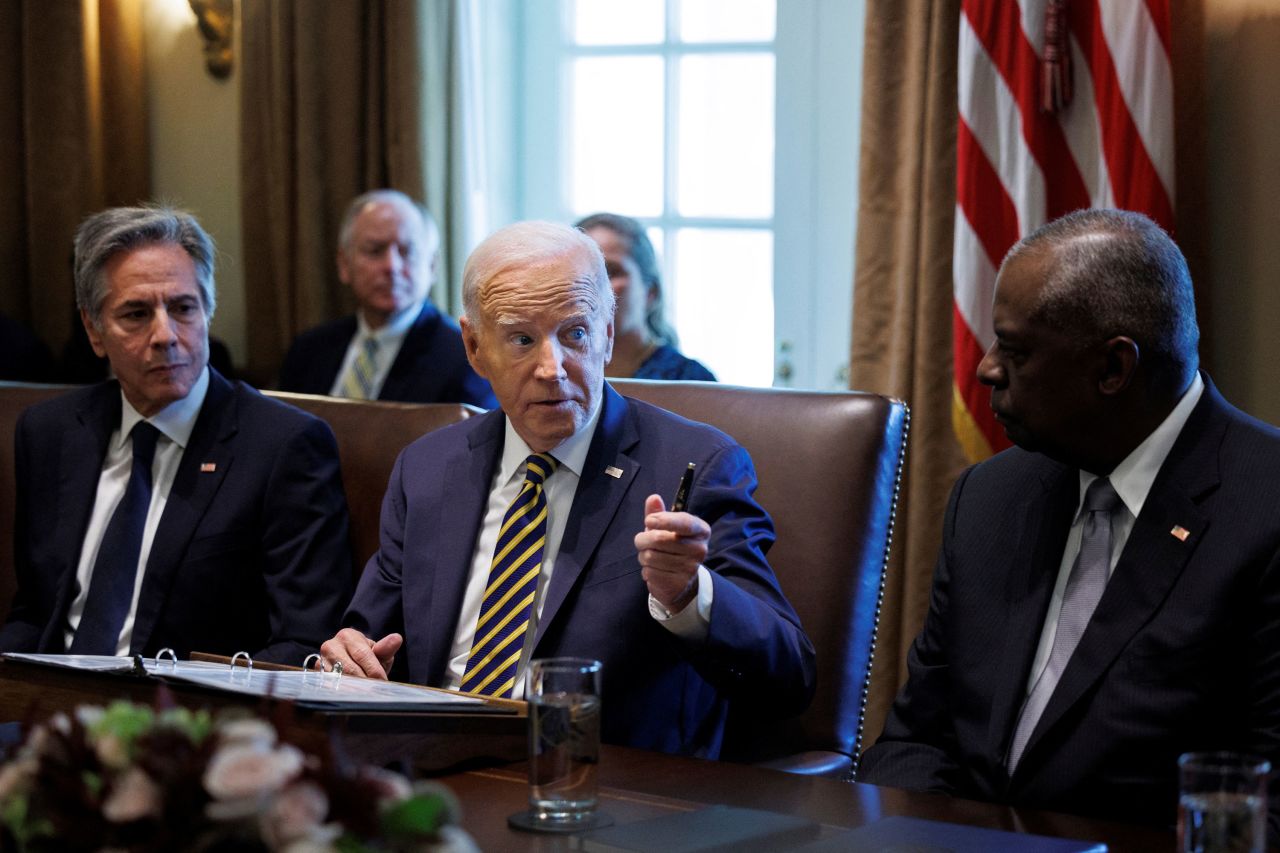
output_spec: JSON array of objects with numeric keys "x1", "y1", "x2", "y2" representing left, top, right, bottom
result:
[{"x1": 505, "y1": 0, "x2": 863, "y2": 389}]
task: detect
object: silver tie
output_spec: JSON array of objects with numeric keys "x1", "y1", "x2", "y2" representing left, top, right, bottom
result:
[{"x1": 1007, "y1": 477, "x2": 1121, "y2": 772}]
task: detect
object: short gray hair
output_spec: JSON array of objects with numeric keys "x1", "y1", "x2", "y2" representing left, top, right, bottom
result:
[
  {"x1": 75, "y1": 205, "x2": 217, "y2": 326},
  {"x1": 337, "y1": 189, "x2": 439, "y2": 257},
  {"x1": 462, "y1": 221, "x2": 613, "y2": 324},
  {"x1": 1011, "y1": 208, "x2": 1199, "y2": 395}
]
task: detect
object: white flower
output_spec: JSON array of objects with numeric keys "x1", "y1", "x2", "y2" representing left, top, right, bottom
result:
[
  {"x1": 433, "y1": 825, "x2": 482, "y2": 853},
  {"x1": 0, "y1": 755, "x2": 37, "y2": 801},
  {"x1": 261, "y1": 780, "x2": 328, "y2": 847},
  {"x1": 204, "y1": 742, "x2": 304, "y2": 805},
  {"x1": 94, "y1": 732, "x2": 130, "y2": 770},
  {"x1": 74, "y1": 706, "x2": 105, "y2": 729},
  {"x1": 215, "y1": 718, "x2": 277, "y2": 750},
  {"x1": 102, "y1": 767, "x2": 162, "y2": 823}
]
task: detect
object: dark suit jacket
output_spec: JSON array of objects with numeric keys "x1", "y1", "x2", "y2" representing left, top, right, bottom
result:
[
  {"x1": 277, "y1": 302, "x2": 496, "y2": 408},
  {"x1": 0, "y1": 369, "x2": 353, "y2": 664},
  {"x1": 343, "y1": 383, "x2": 816, "y2": 758},
  {"x1": 859, "y1": 376, "x2": 1280, "y2": 837}
]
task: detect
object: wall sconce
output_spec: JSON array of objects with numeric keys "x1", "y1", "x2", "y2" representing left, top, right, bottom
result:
[{"x1": 189, "y1": 0, "x2": 234, "y2": 79}]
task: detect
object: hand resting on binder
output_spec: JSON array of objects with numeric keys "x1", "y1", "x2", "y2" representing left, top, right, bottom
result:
[{"x1": 319, "y1": 629, "x2": 403, "y2": 679}]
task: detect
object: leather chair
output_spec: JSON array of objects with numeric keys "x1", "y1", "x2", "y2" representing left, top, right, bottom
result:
[
  {"x1": 263, "y1": 392, "x2": 477, "y2": 575},
  {"x1": 610, "y1": 379, "x2": 909, "y2": 779}
]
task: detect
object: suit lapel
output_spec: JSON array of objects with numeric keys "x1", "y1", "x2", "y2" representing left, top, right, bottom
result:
[
  {"x1": 423, "y1": 411, "x2": 503, "y2": 684},
  {"x1": 535, "y1": 385, "x2": 639, "y2": 649},
  {"x1": 986, "y1": 459, "x2": 1077, "y2": 767},
  {"x1": 42, "y1": 387, "x2": 119, "y2": 651},
  {"x1": 1015, "y1": 384, "x2": 1224, "y2": 770},
  {"x1": 316, "y1": 317, "x2": 356, "y2": 393},
  {"x1": 128, "y1": 372, "x2": 236, "y2": 653},
  {"x1": 381, "y1": 304, "x2": 438, "y2": 401}
]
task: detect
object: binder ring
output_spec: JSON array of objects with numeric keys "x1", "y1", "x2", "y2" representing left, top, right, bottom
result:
[
  {"x1": 331, "y1": 660, "x2": 343, "y2": 677},
  {"x1": 229, "y1": 651, "x2": 253, "y2": 673},
  {"x1": 303, "y1": 653, "x2": 323, "y2": 672},
  {"x1": 155, "y1": 648, "x2": 178, "y2": 668}
]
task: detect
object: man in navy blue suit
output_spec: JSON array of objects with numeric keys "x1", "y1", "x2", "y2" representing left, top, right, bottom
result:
[
  {"x1": 277, "y1": 190, "x2": 495, "y2": 408},
  {"x1": 321, "y1": 221, "x2": 814, "y2": 758},
  {"x1": 859, "y1": 209, "x2": 1280, "y2": 839},
  {"x1": 0, "y1": 206, "x2": 352, "y2": 664}
]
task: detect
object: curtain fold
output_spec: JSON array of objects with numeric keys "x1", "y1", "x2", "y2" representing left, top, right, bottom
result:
[
  {"x1": 239, "y1": 0, "x2": 430, "y2": 382},
  {"x1": 0, "y1": 0, "x2": 149, "y2": 352},
  {"x1": 849, "y1": 0, "x2": 965, "y2": 747}
]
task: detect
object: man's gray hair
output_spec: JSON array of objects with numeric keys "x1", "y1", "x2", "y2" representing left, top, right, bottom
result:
[
  {"x1": 1011, "y1": 207, "x2": 1200, "y2": 395},
  {"x1": 337, "y1": 189, "x2": 439, "y2": 257},
  {"x1": 75, "y1": 205, "x2": 217, "y2": 326},
  {"x1": 462, "y1": 221, "x2": 613, "y2": 324}
]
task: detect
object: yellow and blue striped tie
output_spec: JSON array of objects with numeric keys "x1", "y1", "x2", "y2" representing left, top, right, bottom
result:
[
  {"x1": 341, "y1": 337, "x2": 379, "y2": 400},
  {"x1": 461, "y1": 453, "x2": 558, "y2": 697}
]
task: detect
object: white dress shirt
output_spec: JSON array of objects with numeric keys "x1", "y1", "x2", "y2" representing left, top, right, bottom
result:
[
  {"x1": 443, "y1": 400, "x2": 713, "y2": 698},
  {"x1": 65, "y1": 367, "x2": 211, "y2": 654},
  {"x1": 1024, "y1": 372, "x2": 1205, "y2": 691},
  {"x1": 328, "y1": 300, "x2": 424, "y2": 399}
]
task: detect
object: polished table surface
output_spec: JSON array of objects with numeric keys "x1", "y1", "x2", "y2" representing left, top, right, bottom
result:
[
  {"x1": 435, "y1": 745, "x2": 1175, "y2": 852},
  {"x1": 0, "y1": 659, "x2": 1174, "y2": 851}
]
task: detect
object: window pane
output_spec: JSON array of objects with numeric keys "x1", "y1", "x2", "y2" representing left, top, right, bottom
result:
[
  {"x1": 677, "y1": 54, "x2": 774, "y2": 218},
  {"x1": 679, "y1": 0, "x2": 776, "y2": 43},
  {"x1": 572, "y1": 0, "x2": 664, "y2": 45},
  {"x1": 570, "y1": 57, "x2": 665, "y2": 217},
  {"x1": 671, "y1": 228, "x2": 773, "y2": 386}
]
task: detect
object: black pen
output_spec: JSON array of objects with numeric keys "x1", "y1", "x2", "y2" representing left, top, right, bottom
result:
[{"x1": 671, "y1": 462, "x2": 696, "y2": 512}]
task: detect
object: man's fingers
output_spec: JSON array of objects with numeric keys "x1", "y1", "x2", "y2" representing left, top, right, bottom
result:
[{"x1": 318, "y1": 628, "x2": 391, "y2": 679}]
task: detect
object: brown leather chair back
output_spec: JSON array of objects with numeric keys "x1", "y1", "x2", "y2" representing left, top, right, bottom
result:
[
  {"x1": 261, "y1": 391, "x2": 477, "y2": 574},
  {"x1": 0, "y1": 383, "x2": 83, "y2": 619},
  {"x1": 610, "y1": 379, "x2": 909, "y2": 778}
]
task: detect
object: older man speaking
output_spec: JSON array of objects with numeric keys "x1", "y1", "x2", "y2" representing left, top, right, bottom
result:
[{"x1": 322, "y1": 221, "x2": 814, "y2": 758}]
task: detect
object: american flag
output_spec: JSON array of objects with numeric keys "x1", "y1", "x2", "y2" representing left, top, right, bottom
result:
[{"x1": 952, "y1": 0, "x2": 1175, "y2": 462}]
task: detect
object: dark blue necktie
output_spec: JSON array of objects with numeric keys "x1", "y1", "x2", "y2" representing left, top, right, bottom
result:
[{"x1": 69, "y1": 421, "x2": 161, "y2": 655}]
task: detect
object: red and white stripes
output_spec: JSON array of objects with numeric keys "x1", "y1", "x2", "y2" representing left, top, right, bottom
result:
[{"x1": 952, "y1": 0, "x2": 1175, "y2": 462}]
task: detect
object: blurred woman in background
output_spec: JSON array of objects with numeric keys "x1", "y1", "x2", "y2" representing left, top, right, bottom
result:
[{"x1": 576, "y1": 212, "x2": 716, "y2": 382}]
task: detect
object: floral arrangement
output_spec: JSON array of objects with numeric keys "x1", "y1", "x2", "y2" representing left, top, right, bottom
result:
[{"x1": 0, "y1": 700, "x2": 479, "y2": 852}]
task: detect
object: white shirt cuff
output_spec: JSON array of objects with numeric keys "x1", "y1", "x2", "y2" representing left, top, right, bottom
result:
[{"x1": 648, "y1": 565, "x2": 713, "y2": 642}]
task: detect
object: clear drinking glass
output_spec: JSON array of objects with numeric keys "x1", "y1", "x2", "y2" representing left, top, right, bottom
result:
[
  {"x1": 525, "y1": 657, "x2": 603, "y2": 828},
  {"x1": 1178, "y1": 751, "x2": 1270, "y2": 853}
]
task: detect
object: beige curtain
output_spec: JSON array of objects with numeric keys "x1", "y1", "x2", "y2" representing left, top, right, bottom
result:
[
  {"x1": 239, "y1": 0, "x2": 429, "y2": 383},
  {"x1": 849, "y1": 0, "x2": 965, "y2": 745},
  {"x1": 0, "y1": 0, "x2": 149, "y2": 352}
]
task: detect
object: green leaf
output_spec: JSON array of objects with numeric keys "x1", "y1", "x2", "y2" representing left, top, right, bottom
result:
[{"x1": 380, "y1": 794, "x2": 447, "y2": 837}]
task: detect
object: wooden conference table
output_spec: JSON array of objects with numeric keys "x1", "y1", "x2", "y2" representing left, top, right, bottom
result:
[{"x1": 0, "y1": 659, "x2": 1173, "y2": 852}]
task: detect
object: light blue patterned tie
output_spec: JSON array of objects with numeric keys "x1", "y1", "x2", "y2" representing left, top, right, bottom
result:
[{"x1": 341, "y1": 337, "x2": 379, "y2": 399}]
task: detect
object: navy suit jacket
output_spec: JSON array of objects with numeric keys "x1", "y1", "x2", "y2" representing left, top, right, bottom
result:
[
  {"x1": 859, "y1": 376, "x2": 1280, "y2": 837},
  {"x1": 277, "y1": 302, "x2": 496, "y2": 408},
  {"x1": 0, "y1": 369, "x2": 353, "y2": 664},
  {"x1": 343, "y1": 383, "x2": 816, "y2": 758}
]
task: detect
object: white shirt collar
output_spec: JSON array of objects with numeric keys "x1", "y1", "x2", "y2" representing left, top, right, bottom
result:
[
  {"x1": 117, "y1": 365, "x2": 210, "y2": 451},
  {"x1": 498, "y1": 392, "x2": 604, "y2": 485},
  {"x1": 1076, "y1": 372, "x2": 1205, "y2": 521},
  {"x1": 356, "y1": 298, "x2": 424, "y2": 343}
]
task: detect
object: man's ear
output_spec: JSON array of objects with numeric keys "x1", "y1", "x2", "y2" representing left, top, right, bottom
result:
[
  {"x1": 336, "y1": 249, "x2": 352, "y2": 286},
  {"x1": 81, "y1": 308, "x2": 107, "y2": 358},
  {"x1": 459, "y1": 315, "x2": 487, "y2": 378},
  {"x1": 1099, "y1": 336, "x2": 1139, "y2": 395}
]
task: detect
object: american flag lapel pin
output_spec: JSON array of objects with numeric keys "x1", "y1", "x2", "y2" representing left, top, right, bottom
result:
[
  {"x1": 1170, "y1": 525, "x2": 1190, "y2": 542},
  {"x1": 604, "y1": 465, "x2": 623, "y2": 479},
  {"x1": 201, "y1": 462, "x2": 217, "y2": 473}
]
